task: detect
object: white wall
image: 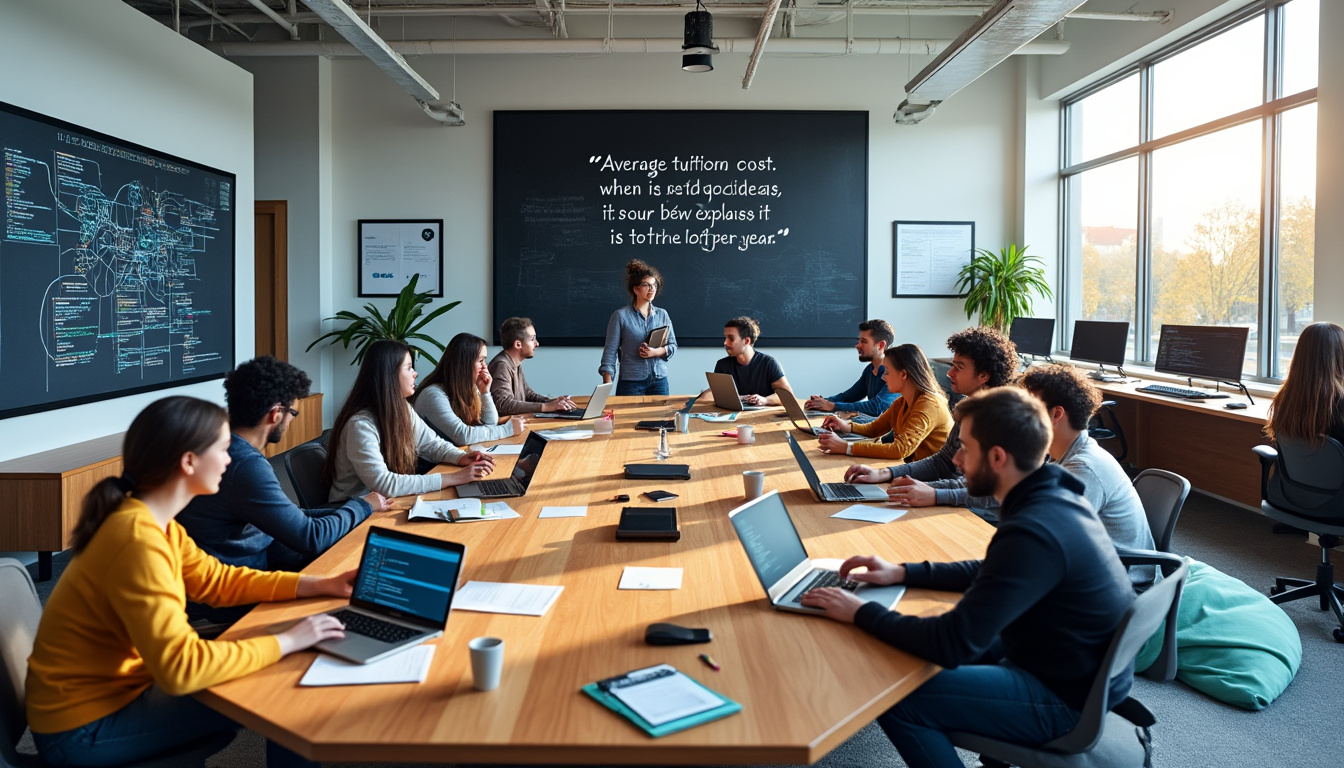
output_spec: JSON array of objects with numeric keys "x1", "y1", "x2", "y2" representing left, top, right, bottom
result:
[{"x1": 0, "y1": 0, "x2": 255, "y2": 461}]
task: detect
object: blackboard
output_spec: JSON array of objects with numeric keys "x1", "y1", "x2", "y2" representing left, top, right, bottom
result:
[{"x1": 492, "y1": 111, "x2": 868, "y2": 347}]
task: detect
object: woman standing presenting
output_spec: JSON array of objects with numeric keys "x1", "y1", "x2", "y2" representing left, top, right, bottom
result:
[{"x1": 599, "y1": 259, "x2": 677, "y2": 396}]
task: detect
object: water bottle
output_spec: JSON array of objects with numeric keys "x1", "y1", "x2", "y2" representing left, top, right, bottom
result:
[{"x1": 656, "y1": 427, "x2": 671, "y2": 460}]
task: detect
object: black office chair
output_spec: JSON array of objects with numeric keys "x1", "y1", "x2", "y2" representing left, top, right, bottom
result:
[
  {"x1": 952, "y1": 558, "x2": 1189, "y2": 767},
  {"x1": 929, "y1": 360, "x2": 964, "y2": 410},
  {"x1": 1089, "y1": 400, "x2": 1129, "y2": 464},
  {"x1": 1253, "y1": 437, "x2": 1344, "y2": 643},
  {"x1": 1132, "y1": 469, "x2": 1190, "y2": 553},
  {"x1": 284, "y1": 441, "x2": 331, "y2": 510}
]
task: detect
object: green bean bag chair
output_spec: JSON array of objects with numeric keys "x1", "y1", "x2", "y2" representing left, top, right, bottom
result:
[{"x1": 1135, "y1": 559, "x2": 1301, "y2": 710}]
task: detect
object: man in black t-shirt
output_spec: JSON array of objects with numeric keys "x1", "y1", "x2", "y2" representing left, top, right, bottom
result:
[{"x1": 713, "y1": 316, "x2": 792, "y2": 406}]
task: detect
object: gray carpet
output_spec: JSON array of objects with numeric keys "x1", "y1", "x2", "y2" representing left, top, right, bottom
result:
[{"x1": 21, "y1": 493, "x2": 1343, "y2": 767}]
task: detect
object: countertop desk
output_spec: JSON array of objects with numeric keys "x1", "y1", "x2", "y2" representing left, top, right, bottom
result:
[{"x1": 199, "y1": 396, "x2": 994, "y2": 765}]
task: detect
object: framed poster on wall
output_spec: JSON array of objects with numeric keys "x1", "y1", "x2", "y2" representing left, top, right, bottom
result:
[
  {"x1": 892, "y1": 220, "x2": 974, "y2": 298},
  {"x1": 358, "y1": 219, "x2": 444, "y2": 297}
]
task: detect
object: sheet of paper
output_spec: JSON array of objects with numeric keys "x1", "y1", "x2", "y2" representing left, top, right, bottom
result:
[
  {"x1": 483, "y1": 502, "x2": 522, "y2": 519},
  {"x1": 483, "y1": 443, "x2": 525, "y2": 455},
  {"x1": 408, "y1": 496, "x2": 483, "y2": 522},
  {"x1": 608, "y1": 665, "x2": 724, "y2": 726},
  {"x1": 536, "y1": 428, "x2": 594, "y2": 441},
  {"x1": 830, "y1": 504, "x2": 908, "y2": 524},
  {"x1": 300, "y1": 645, "x2": 434, "y2": 686},
  {"x1": 618, "y1": 567, "x2": 683, "y2": 590},
  {"x1": 539, "y1": 505, "x2": 588, "y2": 518},
  {"x1": 453, "y1": 581, "x2": 564, "y2": 616}
]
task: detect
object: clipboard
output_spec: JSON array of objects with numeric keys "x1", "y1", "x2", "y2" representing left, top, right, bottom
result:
[
  {"x1": 582, "y1": 665, "x2": 741, "y2": 737},
  {"x1": 647, "y1": 325, "x2": 670, "y2": 348}
]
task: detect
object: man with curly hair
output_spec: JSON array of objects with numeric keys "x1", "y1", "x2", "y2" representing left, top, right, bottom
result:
[
  {"x1": 178, "y1": 356, "x2": 390, "y2": 573},
  {"x1": 845, "y1": 326, "x2": 1017, "y2": 518}
]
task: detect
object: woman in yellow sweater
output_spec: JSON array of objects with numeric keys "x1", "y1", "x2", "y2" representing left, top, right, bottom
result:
[
  {"x1": 817, "y1": 344, "x2": 953, "y2": 462},
  {"x1": 26, "y1": 396, "x2": 353, "y2": 767}
]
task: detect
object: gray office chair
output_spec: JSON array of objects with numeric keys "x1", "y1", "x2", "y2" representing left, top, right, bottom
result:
[
  {"x1": 283, "y1": 441, "x2": 331, "y2": 510},
  {"x1": 0, "y1": 559, "x2": 234, "y2": 768},
  {"x1": 950, "y1": 558, "x2": 1189, "y2": 768},
  {"x1": 1132, "y1": 469, "x2": 1190, "y2": 553},
  {"x1": 1253, "y1": 437, "x2": 1344, "y2": 643}
]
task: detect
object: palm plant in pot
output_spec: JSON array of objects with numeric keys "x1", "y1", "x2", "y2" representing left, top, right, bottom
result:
[
  {"x1": 306, "y1": 274, "x2": 459, "y2": 365},
  {"x1": 955, "y1": 244, "x2": 1053, "y2": 333}
]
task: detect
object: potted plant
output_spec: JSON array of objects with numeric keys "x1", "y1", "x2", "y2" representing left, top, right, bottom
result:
[
  {"x1": 956, "y1": 244, "x2": 1053, "y2": 333},
  {"x1": 306, "y1": 274, "x2": 460, "y2": 365}
]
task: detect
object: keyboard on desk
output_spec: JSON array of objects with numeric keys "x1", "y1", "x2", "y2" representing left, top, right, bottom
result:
[
  {"x1": 1136, "y1": 384, "x2": 1229, "y2": 400},
  {"x1": 329, "y1": 609, "x2": 422, "y2": 643},
  {"x1": 471, "y1": 479, "x2": 520, "y2": 496},
  {"x1": 798, "y1": 569, "x2": 860, "y2": 594}
]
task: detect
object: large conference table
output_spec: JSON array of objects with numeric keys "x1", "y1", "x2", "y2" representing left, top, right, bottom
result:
[{"x1": 200, "y1": 396, "x2": 994, "y2": 765}]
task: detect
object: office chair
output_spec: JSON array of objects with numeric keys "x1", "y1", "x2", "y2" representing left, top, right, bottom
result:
[
  {"x1": 283, "y1": 441, "x2": 331, "y2": 510},
  {"x1": 929, "y1": 360, "x2": 964, "y2": 409},
  {"x1": 951, "y1": 559, "x2": 1189, "y2": 768},
  {"x1": 0, "y1": 559, "x2": 234, "y2": 768},
  {"x1": 1088, "y1": 400, "x2": 1129, "y2": 464},
  {"x1": 1132, "y1": 469, "x2": 1190, "y2": 553},
  {"x1": 1253, "y1": 437, "x2": 1344, "y2": 643}
]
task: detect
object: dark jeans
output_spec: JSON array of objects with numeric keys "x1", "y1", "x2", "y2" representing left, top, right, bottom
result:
[
  {"x1": 33, "y1": 685, "x2": 318, "y2": 767},
  {"x1": 616, "y1": 372, "x2": 669, "y2": 396},
  {"x1": 876, "y1": 662, "x2": 1080, "y2": 768}
]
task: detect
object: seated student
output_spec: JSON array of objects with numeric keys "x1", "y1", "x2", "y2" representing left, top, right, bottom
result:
[
  {"x1": 818, "y1": 344, "x2": 953, "y2": 462},
  {"x1": 801, "y1": 388, "x2": 1134, "y2": 768},
  {"x1": 805, "y1": 319, "x2": 899, "y2": 417},
  {"x1": 415, "y1": 332, "x2": 528, "y2": 446},
  {"x1": 845, "y1": 326, "x2": 1018, "y2": 516},
  {"x1": 714, "y1": 316, "x2": 792, "y2": 406},
  {"x1": 599, "y1": 259, "x2": 678, "y2": 396},
  {"x1": 177, "y1": 356, "x2": 388, "y2": 573},
  {"x1": 327, "y1": 339, "x2": 496, "y2": 501},
  {"x1": 1021, "y1": 364, "x2": 1156, "y2": 584},
  {"x1": 489, "y1": 316, "x2": 577, "y2": 416},
  {"x1": 25, "y1": 396, "x2": 353, "y2": 768},
  {"x1": 1265, "y1": 321, "x2": 1344, "y2": 445}
]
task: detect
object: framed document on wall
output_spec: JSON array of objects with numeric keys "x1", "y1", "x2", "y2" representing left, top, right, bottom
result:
[
  {"x1": 358, "y1": 219, "x2": 444, "y2": 297},
  {"x1": 892, "y1": 221, "x2": 974, "y2": 298}
]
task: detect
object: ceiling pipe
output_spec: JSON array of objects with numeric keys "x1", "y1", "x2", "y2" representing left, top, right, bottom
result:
[
  {"x1": 299, "y1": 0, "x2": 439, "y2": 101},
  {"x1": 741, "y1": 0, "x2": 784, "y2": 90},
  {"x1": 183, "y1": 0, "x2": 253, "y2": 39},
  {"x1": 240, "y1": 0, "x2": 300, "y2": 39}
]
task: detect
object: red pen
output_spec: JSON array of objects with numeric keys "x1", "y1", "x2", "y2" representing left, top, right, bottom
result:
[{"x1": 699, "y1": 653, "x2": 721, "y2": 671}]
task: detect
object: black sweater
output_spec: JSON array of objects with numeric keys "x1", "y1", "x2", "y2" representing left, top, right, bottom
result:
[{"x1": 854, "y1": 463, "x2": 1134, "y2": 711}]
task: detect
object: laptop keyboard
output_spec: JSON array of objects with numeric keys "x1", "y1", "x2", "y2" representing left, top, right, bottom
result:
[
  {"x1": 553, "y1": 407, "x2": 585, "y2": 417},
  {"x1": 822, "y1": 483, "x2": 867, "y2": 501},
  {"x1": 330, "y1": 609, "x2": 422, "y2": 643},
  {"x1": 471, "y1": 479, "x2": 518, "y2": 496},
  {"x1": 1136, "y1": 384, "x2": 1229, "y2": 400},
  {"x1": 798, "y1": 570, "x2": 861, "y2": 595}
]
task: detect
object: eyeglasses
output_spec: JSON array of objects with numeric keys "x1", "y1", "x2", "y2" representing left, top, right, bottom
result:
[
  {"x1": 636, "y1": 281, "x2": 658, "y2": 289},
  {"x1": 275, "y1": 404, "x2": 299, "y2": 417}
]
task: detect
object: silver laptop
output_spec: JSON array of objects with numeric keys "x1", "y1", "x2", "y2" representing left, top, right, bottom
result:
[
  {"x1": 729, "y1": 490, "x2": 905, "y2": 615},
  {"x1": 705, "y1": 371, "x2": 768, "y2": 411},
  {"x1": 775, "y1": 387, "x2": 865, "y2": 440},
  {"x1": 458, "y1": 431, "x2": 549, "y2": 498},
  {"x1": 314, "y1": 527, "x2": 465, "y2": 664},
  {"x1": 785, "y1": 433, "x2": 889, "y2": 502},
  {"x1": 532, "y1": 381, "x2": 615, "y2": 420}
]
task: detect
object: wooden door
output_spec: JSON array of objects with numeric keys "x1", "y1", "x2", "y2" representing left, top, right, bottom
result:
[{"x1": 254, "y1": 200, "x2": 288, "y2": 360}]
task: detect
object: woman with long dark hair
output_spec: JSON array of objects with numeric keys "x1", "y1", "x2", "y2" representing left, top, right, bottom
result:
[
  {"x1": 819, "y1": 344, "x2": 953, "y2": 461},
  {"x1": 414, "y1": 332, "x2": 526, "y2": 446},
  {"x1": 598, "y1": 259, "x2": 677, "y2": 396},
  {"x1": 326, "y1": 339, "x2": 494, "y2": 500},
  {"x1": 1266, "y1": 321, "x2": 1344, "y2": 445},
  {"x1": 25, "y1": 396, "x2": 352, "y2": 767}
]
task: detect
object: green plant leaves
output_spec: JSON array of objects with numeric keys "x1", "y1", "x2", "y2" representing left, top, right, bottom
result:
[
  {"x1": 956, "y1": 244, "x2": 1053, "y2": 332},
  {"x1": 305, "y1": 274, "x2": 458, "y2": 366}
]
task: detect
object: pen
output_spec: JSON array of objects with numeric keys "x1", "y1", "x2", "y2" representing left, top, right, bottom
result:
[{"x1": 699, "y1": 653, "x2": 720, "y2": 671}]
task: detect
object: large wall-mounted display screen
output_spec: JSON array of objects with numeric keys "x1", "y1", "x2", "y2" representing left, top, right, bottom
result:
[{"x1": 1, "y1": 101, "x2": 235, "y2": 419}]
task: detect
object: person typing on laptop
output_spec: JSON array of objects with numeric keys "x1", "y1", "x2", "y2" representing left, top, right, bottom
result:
[
  {"x1": 800, "y1": 388, "x2": 1134, "y2": 768},
  {"x1": 714, "y1": 316, "x2": 792, "y2": 407},
  {"x1": 817, "y1": 344, "x2": 952, "y2": 462},
  {"x1": 489, "y1": 316, "x2": 577, "y2": 416},
  {"x1": 805, "y1": 319, "x2": 899, "y2": 417}
]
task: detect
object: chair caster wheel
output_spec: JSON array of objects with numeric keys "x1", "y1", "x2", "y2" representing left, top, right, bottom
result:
[
  {"x1": 1270, "y1": 585, "x2": 1285, "y2": 596},
  {"x1": 1333, "y1": 628, "x2": 1344, "y2": 643}
]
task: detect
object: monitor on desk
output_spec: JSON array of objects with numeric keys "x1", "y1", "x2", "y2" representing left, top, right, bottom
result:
[
  {"x1": 1154, "y1": 324, "x2": 1250, "y2": 382},
  {"x1": 1070, "y1": 320, "x2": 1129, "y2": 366},
  {"x1": 1009, "y1": 317, "x2": 1054, "y2": 357}
]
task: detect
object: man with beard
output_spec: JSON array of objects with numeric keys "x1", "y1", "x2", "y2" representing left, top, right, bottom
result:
[
  {"x1": 805, "y1": 319, "x2": 899, "y2": 418},
  {"x1": 177, "y1": 356, "x2": 388, "y2": 572},
  {"x1": 489, "y1": 316, "x2": 578, "y2": 415},
  {"x1": 801, "y1": 388, "x2": 1134, "y2": 768}
]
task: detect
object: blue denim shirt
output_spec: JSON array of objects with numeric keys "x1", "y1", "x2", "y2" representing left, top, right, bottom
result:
[
  {"x1": 827, "y1": 364, "x2": 899, "y2": 417},
  {"x1": 599, "y1": 304, "x2": 677, "y2": 381}
]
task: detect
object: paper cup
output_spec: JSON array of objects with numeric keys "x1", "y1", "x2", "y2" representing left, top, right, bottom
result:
[
  {"x1": 737, "y1": 424, "x2": 755, "y2": 444},
  {"x1": 743, "y1": 470, "x2": 765, "y2": 500},
  {"x1": 468, "y1": 636, "x2": 505, "y2": 691}
]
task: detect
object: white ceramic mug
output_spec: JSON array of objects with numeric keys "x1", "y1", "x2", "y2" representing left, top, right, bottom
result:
[
  {"x1": 737, "y1": 424, "x2": 755, "y2": 444},
  {"x1": 743, "y1": 470, "x2": 765, "y2": 500},
  {"x1": 468, "y1": 636, "x2": 505, "y2": 691}
]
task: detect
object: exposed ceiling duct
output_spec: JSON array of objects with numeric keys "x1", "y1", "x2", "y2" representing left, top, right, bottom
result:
[{"x1": 894, "y1": 0, "x2": 1089, "y2": 124}]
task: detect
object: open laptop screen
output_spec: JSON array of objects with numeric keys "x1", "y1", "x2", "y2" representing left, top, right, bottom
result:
[
  {"x1": 512, "y1": 431, "x2": 549, "y2": 492},
  {"x1": 351, "y1": 528, "x2": 463, "y2": 626},
  {"x1": 730, "y1": 492, "x2": 810, "y2": 591},
  {"x1": 785, "y1": 434, "x2": 823, "y2": 493}
]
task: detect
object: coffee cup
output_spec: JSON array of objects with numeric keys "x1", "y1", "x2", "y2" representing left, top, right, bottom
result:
[
  {"x1": 743, "y1": 470, "x2": 765, "y2": 500},
  {"x1": 468, "y1": 636, "x2": 505, "y2": 691},
  {"x1": 737, "y1": 424, "x2": 755, "y2": 444}
]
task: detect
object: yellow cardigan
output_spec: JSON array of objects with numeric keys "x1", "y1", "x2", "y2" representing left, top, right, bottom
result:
[
  {"x1": 847, "y1": 390, "x2": 953, "y2": 462},
  {"x1": 25, "y1": 498, "x2": 301, "y2": 734}
]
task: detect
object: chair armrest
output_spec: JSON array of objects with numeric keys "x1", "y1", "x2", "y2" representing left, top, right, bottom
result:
[
  {"x1": 1115, "y1": 547, "x2": 1184, "y2": 577},
  {"x1": 1252, "y1": 445, "x2": 1277, "y2": 501},
  {"x1": 1100, "y1": 400, "x2": 1117, "y2": 408}
]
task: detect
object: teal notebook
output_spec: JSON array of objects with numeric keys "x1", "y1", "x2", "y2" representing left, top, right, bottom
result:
[{"x1": 582, "y1": 664, "x2": 742, "y2": 737}]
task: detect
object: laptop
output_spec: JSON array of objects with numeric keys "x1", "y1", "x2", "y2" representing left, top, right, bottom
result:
[
  {"x1": 705, "y1": 372, "x2": 768, "y2": 411},
  {"x1": 785, "y1": 433, "x2": 889, "y2": 502},
  {"x1": 775, "y1": 387, "x2": 865, "y2": 441},
  {"x1": 314, "y1": 526, "x2": 465, "y2": 664},
  {"x1": 729, "y1": 490, "x2": 905, "y2": 615},
  {"x1": 533, "y1": 381, "x2": 615, "y2": 420},
  {"x1": 458, "y1": 431, "x2": 549, "y2": 498}
]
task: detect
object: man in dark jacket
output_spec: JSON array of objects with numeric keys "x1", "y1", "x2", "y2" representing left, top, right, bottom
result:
[{"x1": 802, "y1": 387, "x2": 1134, "y2": 768}]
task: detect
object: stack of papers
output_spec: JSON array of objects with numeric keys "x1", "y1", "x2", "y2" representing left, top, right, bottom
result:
[
  {"x1": 300, "y1": 646, "x2": 435, "y2": 686},
  {"x1": 539, "y1": 505, "x2": 587, "y2": 519},
  {"x1": 453, "y1": 581, "x2": 564, "y2": 616},
  {"x1": 536, "y1": 428, "x2": 594, "y2": 441},
  {"x1": 618, "y1": 567, "x2": 683, "y2": 590},
  {"x1": 830, "y1": 504, "x2": 908, "y2": 524},
  {"x1": 408, "y1": 497, "x2": 521, "y2": 523}
]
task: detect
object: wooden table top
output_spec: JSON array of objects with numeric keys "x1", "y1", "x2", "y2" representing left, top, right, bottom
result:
[{"x1": 200, "y1": 397, "x2": 994, "y2": 765}]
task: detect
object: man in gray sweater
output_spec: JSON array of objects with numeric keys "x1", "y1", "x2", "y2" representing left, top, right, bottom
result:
[{"x1": 489, "y1": 316, "x2": 576, "y2": 415}]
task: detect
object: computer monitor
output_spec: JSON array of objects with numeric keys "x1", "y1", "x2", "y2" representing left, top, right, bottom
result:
[
  {"x1": 1009, "y1": 317, "x2": 1055, "y2": 357},
  {"x1": 1154, "y1": 324, "x2": 1250, "y2": 382},
  {"x1": 1070, "y1": 320, "x2": 1130, "y2": 367}
]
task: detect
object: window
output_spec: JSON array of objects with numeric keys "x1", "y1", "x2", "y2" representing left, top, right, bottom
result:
[{"x1": 1060, "y1": 0, "x2": 1317, "y2": 381}]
